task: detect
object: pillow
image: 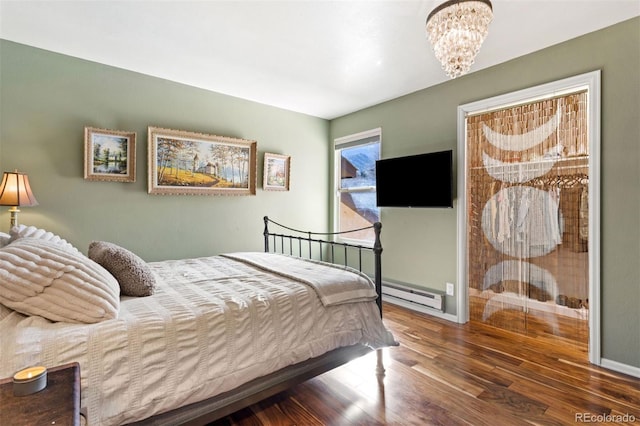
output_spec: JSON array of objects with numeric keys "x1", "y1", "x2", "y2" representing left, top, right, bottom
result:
[
  {"x1": 88, "y1": 241, "x2": 156, "y2": 297},
  {"x1": 0, "y1": 238, "x2": 119, "y2": 323},
  {"x1": 0, "y1": 232, "x2": 9, "y2": 248},
  {"x1": 10, "y1": 225, "x2": 80, "y2": 253}
]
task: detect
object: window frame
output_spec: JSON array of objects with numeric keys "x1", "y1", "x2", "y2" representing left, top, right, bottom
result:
[{"x1": 333, "y1": 128, "x2": 382, "y2": 246}]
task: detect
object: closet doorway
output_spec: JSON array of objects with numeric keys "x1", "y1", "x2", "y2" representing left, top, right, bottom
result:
[{"x1": 457, "y1": 71, "x2": 601, "y2": 364}]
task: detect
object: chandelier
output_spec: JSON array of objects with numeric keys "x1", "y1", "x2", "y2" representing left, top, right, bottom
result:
[{"x1": 426, "y1": 0, "x2": 493, "y2": 79}]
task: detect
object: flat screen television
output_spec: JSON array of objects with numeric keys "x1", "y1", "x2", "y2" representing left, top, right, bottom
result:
[{"x1": 376, "y1": 149, "x2": 453, "y2": 208}]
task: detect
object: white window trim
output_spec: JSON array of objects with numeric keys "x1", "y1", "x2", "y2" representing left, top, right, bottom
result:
[{"x1": 333, "y1": 128, "x2": 382, "y2": 246}]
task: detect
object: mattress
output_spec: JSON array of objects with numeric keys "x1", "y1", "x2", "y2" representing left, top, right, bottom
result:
[{"x1": 0, "y1": 253, "x2": 395, "y2": 425}]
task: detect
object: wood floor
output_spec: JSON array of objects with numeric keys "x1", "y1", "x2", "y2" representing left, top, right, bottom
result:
[{"x1": 212, "y1": 302, "x2": 640, "y2": 425}]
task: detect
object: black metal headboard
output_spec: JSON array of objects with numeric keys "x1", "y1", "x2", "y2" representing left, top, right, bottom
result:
[{"x1": 263, "y1": 216, "x2": 383, "y2": 316}]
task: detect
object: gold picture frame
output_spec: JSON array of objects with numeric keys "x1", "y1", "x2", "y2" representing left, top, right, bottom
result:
[
  {"x1": 84, "y1": 127, "x2": 136, "y2": 182},
  {"x1": 148, "y1": 126, "x2": 257, "y2": 195},
  {"x1": 263, "y1": 153, "x2": 291, "y2": 191}
]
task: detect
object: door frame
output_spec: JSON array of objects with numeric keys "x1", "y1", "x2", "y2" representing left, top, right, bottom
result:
[{"x1": 456, "y1": 70, "x2": 601, "y2": 365}]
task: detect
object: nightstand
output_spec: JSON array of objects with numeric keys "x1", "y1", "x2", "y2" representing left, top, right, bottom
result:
[{"x1": 0, "y1": 362, "x2": 81, "y2": 426}]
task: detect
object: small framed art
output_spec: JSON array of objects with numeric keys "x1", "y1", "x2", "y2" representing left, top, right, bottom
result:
[
  {"x1": 84, "y1": 127, "x2": 136, "y2": 182},
  {"x1": 148, "y1": 126, "x2": 257, "y2": 195},
  {"x1": 263, "y1": 153, "x2": 291, "y2": 191}
]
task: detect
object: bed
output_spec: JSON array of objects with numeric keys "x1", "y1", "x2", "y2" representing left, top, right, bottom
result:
[{"x1": 0, "y1": 217, "x2": 396, "y2": 425}]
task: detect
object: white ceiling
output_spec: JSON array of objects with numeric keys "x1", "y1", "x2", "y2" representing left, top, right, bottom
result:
[{"x1": 1, "y1": 1, "x2": 639, "y2": 119}]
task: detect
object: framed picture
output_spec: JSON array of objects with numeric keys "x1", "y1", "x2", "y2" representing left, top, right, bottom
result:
[
  {"x1": 84, "y1": 127, "x2": 136, "y2": 182},
  {"x1": 148, "y1": 126, "x2": 257, "y2": 195},
  {"x1": 263, "y1": 153, "x2": 291, "y2": 191}
]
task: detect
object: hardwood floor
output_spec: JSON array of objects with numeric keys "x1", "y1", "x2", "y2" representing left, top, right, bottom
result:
[{"x1": 212, "y1": 302, "x2": 640, "y2": 425}]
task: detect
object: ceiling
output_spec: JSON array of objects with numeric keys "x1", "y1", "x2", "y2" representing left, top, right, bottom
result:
[{"x1": 1, "y1": 1, "x2": 638, "y2": 119}]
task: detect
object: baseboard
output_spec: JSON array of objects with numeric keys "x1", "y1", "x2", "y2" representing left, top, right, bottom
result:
[
  {"x1": 383, "y1": 294, "x2": 459, "y2": 323},
  {"x1": 600, "y1": 358, "x2": 640, "y2": 379}
]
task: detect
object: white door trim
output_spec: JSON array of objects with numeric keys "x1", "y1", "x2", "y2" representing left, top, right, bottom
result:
[{"x1": 456, "y1": 70, "x2": 601, "y2": 365}]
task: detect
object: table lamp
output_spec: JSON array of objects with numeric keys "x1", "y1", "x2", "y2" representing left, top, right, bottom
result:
[{"x1": 0, "y1": 170, "x2": 39, "y2": 228}]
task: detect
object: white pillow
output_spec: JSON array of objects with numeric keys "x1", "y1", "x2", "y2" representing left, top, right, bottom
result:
[
  {"x1": 0, "y1": 232, "x2": 9, "y2": 248},
  {"x1": 0, "y1": 238, "x2": 119, "y2": 323},
  {"x1": 9, "y1": 225, "x2": 80, "y2": 253}
]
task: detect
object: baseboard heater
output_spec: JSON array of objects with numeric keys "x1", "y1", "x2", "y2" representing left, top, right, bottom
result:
[{"x1": 382, "y1": 281, "x2": 445, "y2": 312}]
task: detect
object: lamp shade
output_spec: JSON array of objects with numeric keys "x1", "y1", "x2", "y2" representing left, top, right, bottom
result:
[{"x1": 0, "y1": 171, "x2": 39, "y2": 207}]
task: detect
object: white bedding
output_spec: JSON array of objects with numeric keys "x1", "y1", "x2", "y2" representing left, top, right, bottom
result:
[{"x1": 0, "y1": 253, "x2": 395, "y2": 425}]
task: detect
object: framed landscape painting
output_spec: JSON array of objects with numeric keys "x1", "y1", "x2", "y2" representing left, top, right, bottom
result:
[
  {"x1": 84, "y1": 127, "x2": 136, "y2": 182},
  {"x1": 263, "y1": 153, "x2": 290, "y2": 191},
  {"x1": 148, "y1": 126, "x2": 257, "y2": 195}
]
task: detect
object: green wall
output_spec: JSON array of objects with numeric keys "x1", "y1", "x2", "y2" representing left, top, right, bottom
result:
[
  {"x1": 0, "y1": 40, "x2": 330, "y2": 261},
  {"x1": 331, "y1": 18, "x2": 640, "y2": 369}
]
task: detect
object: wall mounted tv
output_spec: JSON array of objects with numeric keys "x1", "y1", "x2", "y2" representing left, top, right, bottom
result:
[{"x1": 376, "y1": 149, "x2": 453, "y2": 208}]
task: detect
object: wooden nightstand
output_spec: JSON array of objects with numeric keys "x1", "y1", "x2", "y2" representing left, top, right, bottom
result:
[{"x1": 0, "y1": 362, "x2": 81, "y2": 426}]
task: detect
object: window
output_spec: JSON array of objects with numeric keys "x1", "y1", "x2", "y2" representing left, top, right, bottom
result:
[{"x1": 334, "y1": 128, "x2": 381, "y2": 244}]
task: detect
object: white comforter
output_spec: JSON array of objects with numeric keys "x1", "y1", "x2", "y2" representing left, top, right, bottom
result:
[{"x1": 0, "y1": 254, "x2": 395, "y2": 425}]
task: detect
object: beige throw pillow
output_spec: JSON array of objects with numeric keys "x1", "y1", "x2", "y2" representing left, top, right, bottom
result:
[
  {"x1": 10, "y1": 225, "x2": 80, "y2": 253},
  {"x1": 88, "y1": 241, "x2": 157, "y2": 297},
  {"x1": 0, "y1": 238, "x2": 120, "y2": 323}
]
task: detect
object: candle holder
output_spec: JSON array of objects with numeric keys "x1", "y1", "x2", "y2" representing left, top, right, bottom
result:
[{"x1": 12, "y1": 366, "x2": 47, "y2": 396}]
